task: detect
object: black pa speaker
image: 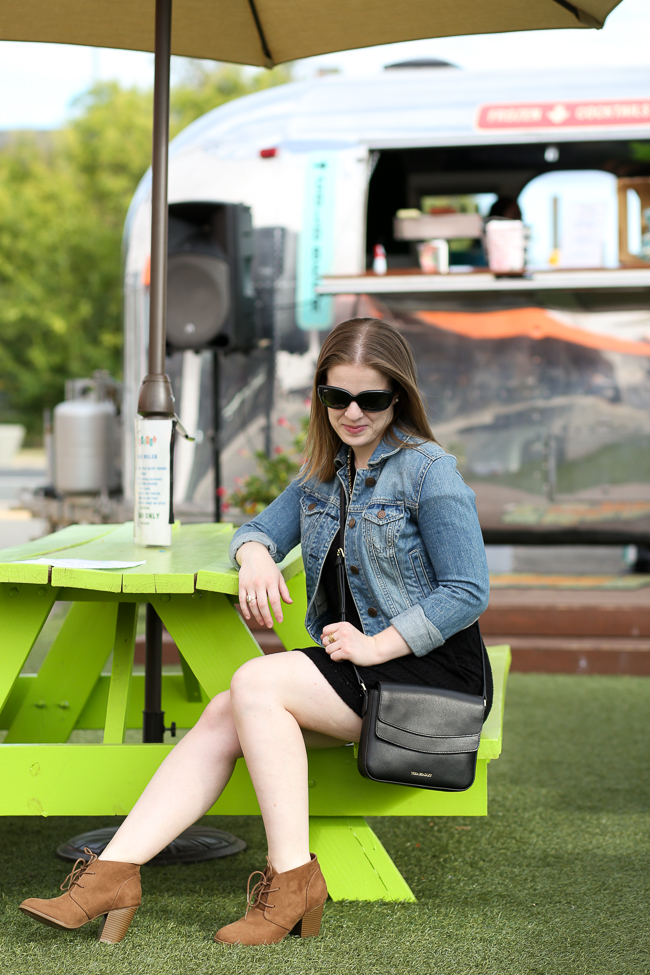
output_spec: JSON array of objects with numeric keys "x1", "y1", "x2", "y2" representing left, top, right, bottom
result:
[{"x1": 166, "y1": 201, "x2": 256, "y2": 353}]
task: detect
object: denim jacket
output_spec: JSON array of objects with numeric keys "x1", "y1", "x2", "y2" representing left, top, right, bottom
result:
[{"x1": 229, "y1": 434, "x2": 489, "y2": 657}]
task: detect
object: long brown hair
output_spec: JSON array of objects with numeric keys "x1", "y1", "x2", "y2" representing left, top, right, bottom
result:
[{"x1": 303, "y1": 318, "x2": 436, "y2": 482}]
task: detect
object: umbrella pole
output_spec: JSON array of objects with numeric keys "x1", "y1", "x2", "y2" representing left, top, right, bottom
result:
[
  {"x1": 133, "y1": 0, "x2": 175, "y2": 546},
  {"x1": 142, "y1": 603, "x2": 166, "y2": 742},
  {"x1": 137, "y1": 0, "x2": 175, "y2": 737},
  {"x1": 137, "y1": 0, "x2": 175, "y2": 418}
]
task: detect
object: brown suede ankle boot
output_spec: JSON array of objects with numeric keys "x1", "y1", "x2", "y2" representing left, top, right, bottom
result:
[
  {"x1": 19, "y1": 849, "x2": 141, "y2": 944},
  {"x1": 215, "y1": 853, "x2": 327, "y2": 946}
]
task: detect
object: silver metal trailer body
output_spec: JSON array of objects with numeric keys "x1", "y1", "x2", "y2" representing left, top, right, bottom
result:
[{"x1": 123, "y1": 64, "x2": 650, "y2": 543}]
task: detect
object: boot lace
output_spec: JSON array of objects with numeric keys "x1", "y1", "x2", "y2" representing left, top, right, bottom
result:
[
  {"x1": 60, "y1": 848, "x2": 97, "y2": 892},
  {"x1": 245, "y1": 860, "x2": 279, "y2": 919}
]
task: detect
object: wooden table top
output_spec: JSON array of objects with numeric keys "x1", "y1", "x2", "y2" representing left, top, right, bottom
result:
[{"x1": 0, "y1": 522, "x2": 303, "y2": 595}]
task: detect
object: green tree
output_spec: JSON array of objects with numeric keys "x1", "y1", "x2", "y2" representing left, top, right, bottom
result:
[
  {"x1": 0, "y1": 134, "x2": 125, "y2": 434},
  {"x1": 66, "y1": 82, "x2": 154, "y2": 223},
  {"x1": 0, "y1": 63, "x2": 291, "y2": 439},
  {"x1": 170, "y1": 61, "x2": 292, "y2": 133}
]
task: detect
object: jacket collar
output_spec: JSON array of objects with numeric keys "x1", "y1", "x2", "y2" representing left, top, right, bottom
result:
[{"x1": 333, "y1": 429, "x2": 416, "y2": 471}]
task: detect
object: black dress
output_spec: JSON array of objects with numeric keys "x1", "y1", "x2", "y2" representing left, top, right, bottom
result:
[{"x1": 294, "y1": 471, "x2": 493, "y2": 720}]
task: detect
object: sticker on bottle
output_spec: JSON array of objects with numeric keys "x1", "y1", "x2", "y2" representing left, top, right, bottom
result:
[{"x1": 134, "y1": 417, "x2": 174, "y2": 546}]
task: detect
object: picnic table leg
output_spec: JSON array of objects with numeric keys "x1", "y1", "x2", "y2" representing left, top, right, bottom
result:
[
  {"x1": 178, "y1": 652, "x2": 204, "y2": 702},
  {"x1": 153, "y1": 591, "x2": 263, "y2": 699},
  {"x1": 4, "y1": 601, "x2": 119, "y2": 743},
  {"x1": 310, "y1": 816, "x2": 416, "y2": 902},
  {"x1": 103, "y1": 603, "x2": 138, "y2": 744},
  {"x1": 272, "y1": 570, "x2": 311, "y2": 650},
  {"x1": 0, "y1": 583, "x2": 58, "y2": 714}
]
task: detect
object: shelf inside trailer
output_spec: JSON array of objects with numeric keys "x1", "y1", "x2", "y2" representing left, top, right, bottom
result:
[{"x1": 317, "y1": 267, "x2": 650, "y2": 294}]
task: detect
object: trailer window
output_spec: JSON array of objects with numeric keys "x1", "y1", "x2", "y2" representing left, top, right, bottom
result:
[{"x1": 365, "y1": 140, "x2": 650, "y2": 270}]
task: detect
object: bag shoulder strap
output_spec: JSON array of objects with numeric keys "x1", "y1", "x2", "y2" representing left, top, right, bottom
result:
[
  {"x1": 336, "y1": 478, "x2": 347, "y2": 624},
  {"x1": 339, "y1": 465, "x2": 486, "y2": 710},
  {"x1": 338, "y1": 474, "x2": 367, "y2": 698}
]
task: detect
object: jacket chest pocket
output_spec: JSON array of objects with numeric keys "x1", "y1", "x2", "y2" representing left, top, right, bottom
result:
[
  {"x1": 300, "y1": 495, "x2": 335, "y2": 543},
  {"x1": 362, "y1": 503, "x2": 405, "y2": 556}
]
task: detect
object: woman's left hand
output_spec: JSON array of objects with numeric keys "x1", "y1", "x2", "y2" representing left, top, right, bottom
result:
[
  {"x1": 321, "y1": 622, "x2": 381, "y2": 665},
  {"x1": 321, "y1": 621, "x2": 412, "y2": 666}
]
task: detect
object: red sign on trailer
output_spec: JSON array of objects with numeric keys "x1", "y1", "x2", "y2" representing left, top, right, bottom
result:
[{"x1": 477, "y1": 99, "x2": 650, "y2": 129}]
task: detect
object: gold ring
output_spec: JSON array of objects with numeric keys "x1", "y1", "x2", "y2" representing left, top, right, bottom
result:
[
  {"x1": 328, "y1": 634, "x2": 336, "y2": 645},
  {"x1": 246, "y1": 594, "x2": 257, "y2": 603}
]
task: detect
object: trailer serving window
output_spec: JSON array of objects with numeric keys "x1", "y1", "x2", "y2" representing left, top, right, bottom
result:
[
  {"x1": 365, "y1": 139, "x2": 650, "y2": 270},
  {"x1": 353, "y1": 140, "x2": 650, "y2": 546}
]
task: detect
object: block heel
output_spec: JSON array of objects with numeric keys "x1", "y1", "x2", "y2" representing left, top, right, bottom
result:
[
  {"x1": 98, "y1": 904, "x2": 139, "y2": 944},
  {"x1": 19, "y1": 851, "x2": 141, "y2": 943},
  {"x1": 295, "y1": 902, "x2": 324, "y2": 938}
]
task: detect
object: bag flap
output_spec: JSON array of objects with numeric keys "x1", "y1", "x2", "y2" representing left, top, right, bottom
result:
[
  {"x1": 377, "y1": 683, "x2": 484, "y2": 738},
  {"x1": 375, "y1": 722, "x2": 481, "y2": 754}
]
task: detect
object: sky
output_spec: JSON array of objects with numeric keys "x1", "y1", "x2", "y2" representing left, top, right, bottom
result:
[{"x1": 0, "y1": 0, "x2": 646, "y2": 130}]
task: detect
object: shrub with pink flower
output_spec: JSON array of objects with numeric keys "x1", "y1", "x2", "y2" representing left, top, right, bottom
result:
[{"x1": 228, "y1": 416, "x2": 308, "y2": 515}]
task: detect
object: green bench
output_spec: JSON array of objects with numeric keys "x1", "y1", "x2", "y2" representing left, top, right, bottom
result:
[{"x1": 0, "y1": 522, "x2": 510, "y2": 902}]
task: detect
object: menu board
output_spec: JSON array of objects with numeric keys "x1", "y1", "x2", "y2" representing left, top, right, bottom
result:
[{"x1": 559, "y1": 202, "x2": 607, "y2": 268}]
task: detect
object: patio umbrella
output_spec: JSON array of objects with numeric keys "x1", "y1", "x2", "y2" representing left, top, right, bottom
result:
[
  {"x1": 0, "y1": 2, "x2": 624, "y2": 65},
  {"x1": 0, "y1": 0, "x2": 623, "y2": 421}
]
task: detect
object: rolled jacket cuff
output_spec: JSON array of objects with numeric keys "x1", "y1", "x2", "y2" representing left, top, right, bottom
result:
[
  {"x1": 390, "y1": 604, "x2": 445, "y2": 657},
  {"x1": 229, "y1": 530, "x2": 278, "y2": 567}
]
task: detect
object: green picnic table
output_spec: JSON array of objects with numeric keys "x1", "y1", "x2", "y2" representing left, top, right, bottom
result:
[{"x1": 0, "y1": 522, "x2": 510, "y2": 902}]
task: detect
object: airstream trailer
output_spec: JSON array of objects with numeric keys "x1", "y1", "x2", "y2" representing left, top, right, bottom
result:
[{"x1": 123, "y1": 62, "x2": 650, "y2": 547}]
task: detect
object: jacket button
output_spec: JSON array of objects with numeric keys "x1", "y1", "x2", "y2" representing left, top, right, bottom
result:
[
  {"x1": 348, "y1": 517, "x2": 356, "y2": 528},
  {"x1": 365, "y1": 477, "x2": 376, "y2": 487},
  {"x1": 350, "y1": 565, "x2": 360, "y2": 575},
  {"x1": 367, "y1": 607, "x2": 378, "y2": 618},
  {"x1": 307, "y1": 503, "x2": 316, "y2": 511},
  {"x1": 377, "y1": 510, "x2": 386, "y2": 519}
]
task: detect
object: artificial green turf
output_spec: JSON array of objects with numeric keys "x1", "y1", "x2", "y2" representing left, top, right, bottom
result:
[{"x1": 2, "y1": 674, "x2": 649, "y2": 975}]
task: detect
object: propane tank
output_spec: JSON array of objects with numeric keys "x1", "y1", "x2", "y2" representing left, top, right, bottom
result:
[{"x1": 53, "y1": 399, "x2": 118, "y2": 494}]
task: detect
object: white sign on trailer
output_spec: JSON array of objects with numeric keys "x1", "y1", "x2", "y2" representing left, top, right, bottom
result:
[{"x1": 296, "y1": 153, "x2": 337, "y2": 330}]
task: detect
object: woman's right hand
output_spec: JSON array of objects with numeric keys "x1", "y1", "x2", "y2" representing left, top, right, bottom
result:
[{"x1": 236, "y1": 541, "x2": 293, "y2": 628}]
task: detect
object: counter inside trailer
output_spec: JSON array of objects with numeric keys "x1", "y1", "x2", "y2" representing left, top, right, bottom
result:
[{"x1": 318, "y1": 267, "x2": 650, "y2": 294}]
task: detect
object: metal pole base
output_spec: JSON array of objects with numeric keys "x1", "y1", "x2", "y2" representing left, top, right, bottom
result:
[
  {"x1": 57, "y1": 825, "x2": 246, "y2": 865},
  {"x1": 142, "y1": 710, "x2": 168, "y2": 742}
]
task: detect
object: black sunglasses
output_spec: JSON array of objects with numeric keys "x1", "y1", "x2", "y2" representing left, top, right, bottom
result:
[{"x1": 317, "y1": 385, "x2": 396, "y2": 413}]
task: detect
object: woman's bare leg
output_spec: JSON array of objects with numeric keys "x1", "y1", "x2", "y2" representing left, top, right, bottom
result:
[
  {"x1": 100, "y1": 691, "x2": 242, "y2": 864},
  {"x1": 100, "y1": 656, "x2": 359, "y2": 867},
  {"x1": 229, "y1": 652, "x2": 362, "y2": 875}
]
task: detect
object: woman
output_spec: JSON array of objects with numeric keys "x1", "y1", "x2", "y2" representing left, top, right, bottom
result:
[{"x1": 19, "y1": 317, "x2": 491, "y2": 947}]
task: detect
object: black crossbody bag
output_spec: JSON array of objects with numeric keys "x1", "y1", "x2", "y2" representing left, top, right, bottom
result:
[{"x1": 336, "y1": 479, "x2": 486, "y2": 792}]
